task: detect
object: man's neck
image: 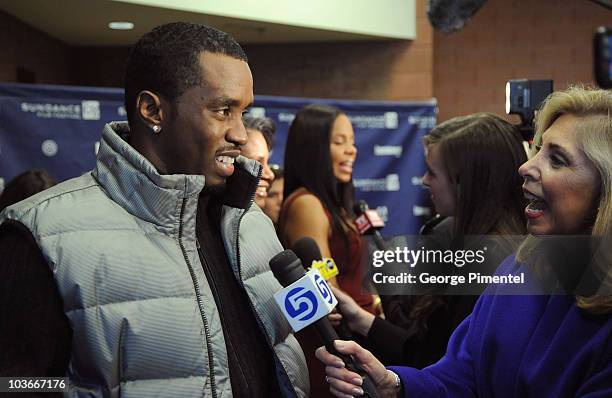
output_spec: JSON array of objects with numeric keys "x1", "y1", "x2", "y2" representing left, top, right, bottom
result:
[{"x1": 127, "y1": 126, "x2": 168, "y2": 175}]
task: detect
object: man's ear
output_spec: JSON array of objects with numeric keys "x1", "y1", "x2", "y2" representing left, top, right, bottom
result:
[{"x1": 136, "y1": 90, "x2": 165, "y2": 128}]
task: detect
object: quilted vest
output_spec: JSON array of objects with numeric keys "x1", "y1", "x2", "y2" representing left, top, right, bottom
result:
[{"x1": 1, "y1": 122, "x2": 309, "y2": 398}]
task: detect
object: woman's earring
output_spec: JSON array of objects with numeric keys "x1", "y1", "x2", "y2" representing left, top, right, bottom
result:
[{"x1": 151, "y1": 125, "x2": 162, "y2": 134}]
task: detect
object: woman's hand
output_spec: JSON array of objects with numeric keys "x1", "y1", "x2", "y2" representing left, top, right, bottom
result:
[
  {"x1": 330, "y1": 286, "x2": 376, "y2": 336},
  {"x1": 329, "y1": 308, "x2": 343, "y2": 327},
  {"x1": 315, "y1": 340, "x2": 401, "y2": 398}
]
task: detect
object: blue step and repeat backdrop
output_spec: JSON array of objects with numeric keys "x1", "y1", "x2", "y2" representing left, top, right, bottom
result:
[{"x1": 0, "y1": 82, "x2": 437, "y2": 236}]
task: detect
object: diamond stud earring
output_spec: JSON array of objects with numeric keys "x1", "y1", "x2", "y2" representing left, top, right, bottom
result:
[{"x1": 151, "y1": 125, "x2": 161, "y2": 134}]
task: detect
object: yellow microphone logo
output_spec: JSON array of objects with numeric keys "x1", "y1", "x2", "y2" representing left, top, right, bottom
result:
[{"x1": 311, "y1": 258, "x2": 339, "y2": 280}]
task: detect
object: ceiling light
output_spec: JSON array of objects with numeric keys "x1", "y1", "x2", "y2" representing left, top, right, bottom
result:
[{"x1": 108, "y1": 22, "x2": 134, "y2": 30}]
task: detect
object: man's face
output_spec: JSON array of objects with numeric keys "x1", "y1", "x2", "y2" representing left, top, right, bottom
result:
[
  {"x1": 158, "y1": 52, "x2": 253, "y2": 189},
  {"x1": 264, "y1": 177, "x2": 283, "y2": 225},
  {"x1": 242, "y1": 129, "x2": 274, "y2": 208}
]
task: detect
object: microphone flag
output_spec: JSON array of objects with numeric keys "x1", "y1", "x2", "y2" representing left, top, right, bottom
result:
[{"x1": 273, "y1": 268, "x2": 338, "y2": 332}]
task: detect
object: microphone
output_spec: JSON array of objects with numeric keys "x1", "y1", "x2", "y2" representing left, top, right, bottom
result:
[
  {"x1": 354, "y1": 200, "x2": 387, "y2": 250},
  {"x1": 292, "y1": 237, "x2": 353, "y2": 340},
  {"x1": 270, "y1": 250, "x2": 379, "y2": 398},
  {"x1": 428, "y1": 0, "x2": 489, "y2": 33},
  {"x1": 292, "y1": 237, "x2": 339, "y2": 281}
]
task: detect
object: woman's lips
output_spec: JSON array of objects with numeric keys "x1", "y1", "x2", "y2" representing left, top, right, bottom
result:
[
  {"x1": 522, "y1": 188, "x2": 547, "y2": 220},
  {"x1": 525, "y1": 199, "x2": 547, "y2": 219},
  {"x1": 338, "y1": 161, "x2": 353, "y2": 174}
]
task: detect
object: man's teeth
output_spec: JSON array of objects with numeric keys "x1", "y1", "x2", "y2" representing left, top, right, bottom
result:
[{"x1": 216, "y1": 156, "x2": 235, "y2": 164}]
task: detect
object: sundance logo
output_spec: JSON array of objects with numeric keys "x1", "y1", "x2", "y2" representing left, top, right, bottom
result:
[
  {"x1": 21, "y1": 102, "x2": 80, "y2": 119},
  {"x1": 349, "y1": 112, "x2": 399, "y2": 129},
  {"x1": 81, "y1": 101, "x2": 100, "y2": 120},
  {"x1": 408, "y1": 115, "x2": 436, "y2": 129},
  {"x1": 354, "y1": 174, "x2": 400, "y2": 192},
  {"x1": 384, "y1": 112, "x2": 398, "y2": 129},
  {"x1": 374, "y1": 145, "x2": 403, "y2": 158},
  {"x1": 20, "y1": 100, "x2": 101, "y2": 120}
]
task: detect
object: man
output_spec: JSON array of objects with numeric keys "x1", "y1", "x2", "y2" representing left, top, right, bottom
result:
[
  {"x1": 0, "y1": 22, "x2": 308, "y2": 397},
  {"x1": 241, "y1": 116, "x2": 276, "y2": 209},
  {"x1": 264, "y1": 165, "x2": 284, "y2": 227}
]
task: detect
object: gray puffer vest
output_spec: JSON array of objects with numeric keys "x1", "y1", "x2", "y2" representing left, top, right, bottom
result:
[{"x1": 1, "y1": 122, "x2": 309, "y2": 398}]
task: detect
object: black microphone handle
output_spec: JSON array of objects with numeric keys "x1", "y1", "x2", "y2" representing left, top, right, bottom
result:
[
  {"x1": 313, "y1": 318, "x2": 379, "y2": 398},
  {"x1": 354, "y1": 200, "x2": 369, "y2": 215},
  {"x1": 269, "y1": 250, "x2": 379, "y2": 397},
  {"x1": 335, "y1": 313, "x2": 355, "y2": 340},
  {"x1": 372, "y1": 230, "x2": 387, "y2": 251}
]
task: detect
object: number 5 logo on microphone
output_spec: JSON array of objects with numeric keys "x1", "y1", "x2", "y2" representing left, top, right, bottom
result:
[
  {"x1": 284, "y1": 287, "x2": 318, "y2": 321},
  {"x1": 274, "y1": 269, "x2": 339, "y2": 332},
  {"x1": 314, "y1": 274, "x2": 334, "y2": 305}
]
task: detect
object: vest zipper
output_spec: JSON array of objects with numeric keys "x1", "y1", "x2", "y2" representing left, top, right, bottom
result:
[
  {"x1": 236, "y1": 164, "x2": 262, "y2": 283},
  {"x1": 235, "y1": 165, "x2": 299, "y2": 397},
  {"x1": 196, "y1": 238, "x2": 251, "y2": 392},
  {"x1": 178, "y1": 197, "x2": 218, "y2": 398}
]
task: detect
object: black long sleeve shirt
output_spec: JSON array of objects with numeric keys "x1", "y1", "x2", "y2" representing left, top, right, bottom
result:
[
  {"x1": 0, "y1": 220, "x2": 70, "y2": 397},
  {"x1": 365, "y1": 296, "x2": 478, "y2": 368}
]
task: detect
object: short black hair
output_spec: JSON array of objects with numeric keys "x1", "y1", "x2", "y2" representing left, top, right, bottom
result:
[
  {"x1": 124, "y1": 22, "x2": 248, "y2": 125},
  {"x1": 243, "y1": 115, "x2": 276, "y2": 150}
]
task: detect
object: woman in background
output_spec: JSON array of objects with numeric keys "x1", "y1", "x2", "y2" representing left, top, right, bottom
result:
[
  {"x1": 279, "y1": 104, "x2": 374, "y2": 312},
  {"x1": 331, "y1": 112, "x2": 527, "y2": 368},
  {"x1": 279, "y1": 104, "x2": 373, "y2": 397}
]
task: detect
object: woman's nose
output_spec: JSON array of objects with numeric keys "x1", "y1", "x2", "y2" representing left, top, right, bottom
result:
[
  {"x1": 421, "y1": 173, "x2": 430, "y2": 188},
  {"x1": 518, "y1": 156, "x2": 539, "y2": 182}
]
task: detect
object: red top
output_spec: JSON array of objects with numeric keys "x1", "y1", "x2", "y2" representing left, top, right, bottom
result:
[{"x1": 279, "y1": 189, "x2": 374, "y2": 312}]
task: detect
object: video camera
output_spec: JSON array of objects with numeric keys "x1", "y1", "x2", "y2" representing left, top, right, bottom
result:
[
  {"x1": 506, "y1": 26, "x2": 611, "y2": 142},
  {"x1": 594, "y1": 26, "x2": 612, "y2": 89},
  {"x1": 505, "y1": 79, "x2": 553, "y2": 142}
]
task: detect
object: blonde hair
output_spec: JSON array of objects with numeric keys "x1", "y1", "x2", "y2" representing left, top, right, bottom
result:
[{"x1": 517, "y1": 86, "x2": 612, "y2": 314}]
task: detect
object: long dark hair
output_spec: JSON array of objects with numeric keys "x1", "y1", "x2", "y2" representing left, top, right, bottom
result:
[
  {"x1": 283, "y1": 104, "x2": 355, "y2": 242},
  {"x1": 410, "y1": 113, "x2": 527, "y2": 337},
  {"x1": 424, "y1": 113, "x2": 527, "y2": 236}
]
